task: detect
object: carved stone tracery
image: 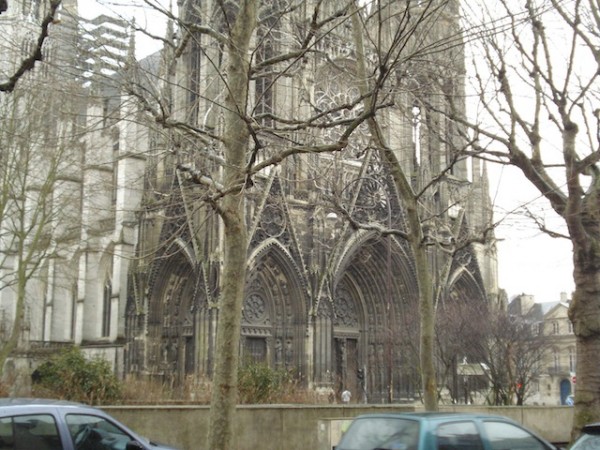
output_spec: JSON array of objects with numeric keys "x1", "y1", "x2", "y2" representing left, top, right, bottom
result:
[
  {"x1": 243, "y1": 293, "x2": 269, "y2": 324},
  {"x1": 334, "y1": 288, "x2": 359, "y2": 328}
]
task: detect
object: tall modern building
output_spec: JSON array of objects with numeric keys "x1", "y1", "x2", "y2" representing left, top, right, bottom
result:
[{"x1": 0, "y1": 0, "x2": 498, "y2": 403}]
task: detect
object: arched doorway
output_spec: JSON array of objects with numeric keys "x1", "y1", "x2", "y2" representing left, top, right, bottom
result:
[
  {"x1": 145, "y1": 246, "x2": 199, "y2": 384},
  {"x1": 332, "y1": 233, "x2": 419, "y2": 403},
  {"x1": 560, "y1": 379, "x2": 572, "y2": 405},
  {"x1": 243, "y1": 242, "x2": 307, "y2": 376}
]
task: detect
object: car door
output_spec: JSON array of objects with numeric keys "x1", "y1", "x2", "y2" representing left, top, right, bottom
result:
[
  {"x1": 0, "y1": 412, "x2": 69, "y2": 450},
  {"x1": 64, "y1": 413, "x2": 139, "y2": 450}
]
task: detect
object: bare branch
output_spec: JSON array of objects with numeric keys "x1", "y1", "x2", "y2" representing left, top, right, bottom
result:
[{"x1": 0, "y1": 0, "x2": 62, "y2": 93}]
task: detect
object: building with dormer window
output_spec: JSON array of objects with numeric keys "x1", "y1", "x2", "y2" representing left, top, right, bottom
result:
[{"x1": 509, "y1": 293, "x2": 576, "y2": 405}]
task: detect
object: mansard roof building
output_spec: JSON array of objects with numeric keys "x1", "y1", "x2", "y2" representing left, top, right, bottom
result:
[
  {"x1": 508, "y1": 293, "x2": 576, "y2": 406},
  {"x1": 1, "y1": 0, "x2": 499, "y2": 403}
]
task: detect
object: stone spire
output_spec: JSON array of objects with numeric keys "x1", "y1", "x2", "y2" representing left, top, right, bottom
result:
[
  {"x1": 157, "y1": 1, "x2": 176, "y2": 112},
  {"x1": 128, "y1": 18, "x2": 137, "y2": 61}
]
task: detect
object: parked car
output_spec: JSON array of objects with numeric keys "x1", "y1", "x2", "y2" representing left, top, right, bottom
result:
[
  {"x1": 334, "y1": 412, "x2": 560, "y2": 450},
  {"x1": 570, "y1": 423, "x2": 600, "y2": 450},
  {"x1": 0, "y1": 398, "x2": 178, "y2": 450}
]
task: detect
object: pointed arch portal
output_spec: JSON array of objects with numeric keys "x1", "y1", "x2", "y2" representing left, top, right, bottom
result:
[
  {"x1": 145, "y1": 247, "x2": 198, "y2": 382},
  {"x1": 243, "y1": 241, "x2": 307, "y2": 375},
  {"x1": 325, "y1": 233, "x2": 420, "y2": 402}
]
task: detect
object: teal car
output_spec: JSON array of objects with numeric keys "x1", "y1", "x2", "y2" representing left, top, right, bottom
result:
[
  {"x1": 570, "y1": 423, "x2": 600, "y2": 450},
  {"x1": 334, "y1": 412, "x2": 560, "y2": 450}
]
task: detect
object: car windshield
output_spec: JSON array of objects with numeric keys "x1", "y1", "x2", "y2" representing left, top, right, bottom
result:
[
  {"x1": 336, "y1": 417, "x2": 419, "y2": 450},
  {"x1": 571, "y1": 433, "x2": 600, "y2": 450}
]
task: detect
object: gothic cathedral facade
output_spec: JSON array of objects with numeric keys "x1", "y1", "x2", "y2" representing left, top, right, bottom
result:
[{"x1": 0, "y1": 0, "x2": 498, "y2": 403}]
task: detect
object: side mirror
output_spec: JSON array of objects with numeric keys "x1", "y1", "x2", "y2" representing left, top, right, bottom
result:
[{"x1": 125, "y1": 441, "x2": 146, "y2": 450}]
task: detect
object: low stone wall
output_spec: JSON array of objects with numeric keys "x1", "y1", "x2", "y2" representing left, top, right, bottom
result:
[{"x1": 102, "y1": 404, "x2": 574, "y2": 450}]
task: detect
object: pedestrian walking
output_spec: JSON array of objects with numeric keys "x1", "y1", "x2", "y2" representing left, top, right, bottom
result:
[{"x1": 341, "y1": 389, "x2": 351, "y2": 404}]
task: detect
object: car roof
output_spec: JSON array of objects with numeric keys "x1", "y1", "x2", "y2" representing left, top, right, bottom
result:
[
  {"x1": 0, "y1": 398, "x2": 97, "y2": 411},
  {"x1": 351, "y1": 412, "x2": 516, "y2": 422}
]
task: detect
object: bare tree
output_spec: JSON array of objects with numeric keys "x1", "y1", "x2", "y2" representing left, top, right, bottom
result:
[
  {"x1": 477, "y1": 309, "x2": 547, "y2": 406},
  {"x1": 127, "y1": 2, "x2": 365, "y2": 446},
  {"x1": 0, "y1": 76, "x2": 81, "y2": 379},
  {"x1": 435, "y1": 297, "x2": 547, "y2": 406},
  {"x1": 0, "y1": 0, "x2": 89, "y2": 386},
  {"x1": 435, "y1": 293, "x2": 489, "y2": 404},
  {"x1": 117, "y1": 0, "x2": 496, "y2": 446},
  {"x1": 346, "y1": 0, "x2": 500, "y2": 410},
  {"x1": 438, "y1": 0, "x2": 600, "y2": 435}
]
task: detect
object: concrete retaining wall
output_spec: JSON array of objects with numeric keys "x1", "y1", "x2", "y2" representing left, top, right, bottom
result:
[{"x1": 102, "y1": 404, "x2": 574, "y2": 450}]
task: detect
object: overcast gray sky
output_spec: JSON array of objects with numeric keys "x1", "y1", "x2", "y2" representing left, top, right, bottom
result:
[{"x1": 490, "y1": 165, "x2": 574, "y2": 303}]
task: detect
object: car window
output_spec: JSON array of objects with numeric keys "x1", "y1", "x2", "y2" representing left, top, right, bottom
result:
[
  {"x1": 436, "y1": 421, "x2": 484, "y2": 450},
  {"x1": 0, "y1": 414, "x2": 64, "y2": 450},
  {"x1": 482, "y1": 421, "x2": 550, "y2": 450},
  {"x1": 0, "y1": 418, "x2": 11, "y2": 450},
  {"x1": 336, "y1": 417, "x2": 419, "y2": 450},
  {"x1": 571, "y1": 433, "x2": 600, "y2": 450},
  {"x1": 66, "y1": 414, "x2": 133, "y2": 450}
]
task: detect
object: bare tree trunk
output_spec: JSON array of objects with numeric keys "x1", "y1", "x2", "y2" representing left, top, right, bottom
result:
[
  {"x1": 349, "y1": 5, "x2": 437, "y2": 411},
  {"x1": 415, "y1": 244, "x2": 437, "y2": 410},
  {"x1": 450, "y1": 0, "x2": 600, "y2": 436},
  {"x1": 562, "y1": 92, "x2": 600, "y2": 434},
  {"x1": 0, "y1": 267, "x2": 26, "y2": 377},
  {"x1": 207, "y1": 0, "x2": 257, "y2": 448},
  {"x1": 569, "y1": 239, "x2": 600, "y2": 433}
]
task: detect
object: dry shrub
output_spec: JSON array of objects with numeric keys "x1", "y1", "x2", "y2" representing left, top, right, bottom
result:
[
  {"x1": 120, "y1": 374, "x2": 212, "y2": 404},
  {"x1": 31, "y1": 347, "x2": 122, "y2": 405},
  {"x1": 237, "y1": 363, "x2": 332, "y2": 404},
  {"x1": 121, "y1": 370, "x2": 331, "y2": 405}
]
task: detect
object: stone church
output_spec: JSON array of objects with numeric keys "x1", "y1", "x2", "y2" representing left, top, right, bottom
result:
[{"x1": 0, "y1": 0, "x2": 498, "y2": 403}]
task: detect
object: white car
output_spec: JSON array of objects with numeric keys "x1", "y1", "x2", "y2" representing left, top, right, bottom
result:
[{"x1": 0, "y1": 398, "x2": 179, "y2": 450}]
